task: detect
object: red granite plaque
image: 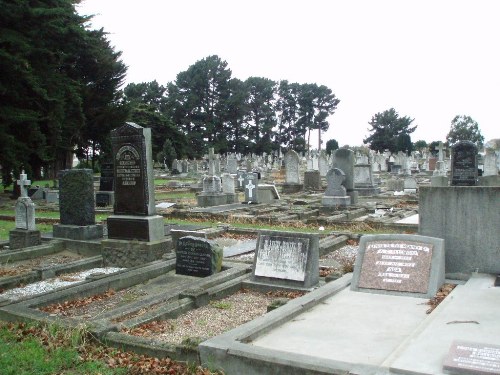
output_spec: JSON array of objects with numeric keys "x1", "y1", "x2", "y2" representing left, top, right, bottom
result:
[
  {"x1": 358, "y1": 240, "x2": 433, "y2": 293},
  {"x1": 443, "y1": 340, "x2": 500, "y2": 374}
]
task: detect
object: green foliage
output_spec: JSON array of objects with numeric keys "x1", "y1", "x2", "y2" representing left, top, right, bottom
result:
[
  {"x1": 446, "y1": 115, "x2": 484, "y2": 148},
  {"x1": 325, "y1": 139, "x2": 339, "y2": 155},
  {"x1": 428, "y1": 141, "x2": 441, "y2": 156},
  {"x1": 363, "y1": 108, "x2": 417, "y2": 153},
  {"x1": 413, "y1": 140, "x2": 428, "y2": 151},
  {"x1": 0, "y1": 0, "x2": 127, "y2": 185}
]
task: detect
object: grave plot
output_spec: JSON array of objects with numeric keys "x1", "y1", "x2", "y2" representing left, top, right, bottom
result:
[
  {"x1": 0, "y1": 242, "x2": 105, "y2": 300},
  {"x1": 199, "y1": 233, "x2": 461, "y2": 375},
  {"x1": 101, "y1": 233, "x2": 316, "y2": 362}
]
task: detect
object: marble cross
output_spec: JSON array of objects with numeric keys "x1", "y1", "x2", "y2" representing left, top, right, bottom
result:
[
  {"x1": 17, "y1": 170, "x2": 31, "y2": 198},
  {"x1": 246, "y1": 180, "x2": 255, "y2": 198}
]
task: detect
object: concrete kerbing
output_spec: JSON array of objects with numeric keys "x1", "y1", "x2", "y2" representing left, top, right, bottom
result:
[{"x1": 199, "y1": 274, "x2": 352, "y2": 374}]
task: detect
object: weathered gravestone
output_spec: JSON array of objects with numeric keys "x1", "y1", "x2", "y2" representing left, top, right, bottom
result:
[
  {"x1": 332, "y1": 148, "x2": 358, "y2": 204},
  {"x1": 249, "y1": 230, "x2": 319, "y2": 290},
  {"x1": 221, "y1": 173, "x2": 238, "y2": 204},
  {"x1": 236, "y1": 171, "x2": 246, "y2": 191},
  {"x1": 282, "y1": 150, "x2": 302, "y2": 193},
  {"x1": 197, "y1": 148, "x2": 227, "y2": 207},
  {"x1": 53, "y1": 169, "x2": 103, "y2": 240},
  {"x1": 443, "y1": 340, "x2": 500, "y2": 375},
  {"x1": 322, "y1": 168, "x2": 351, "y2": 207},
  {"x1": 175, "y1": 236, "x2": 223, "y2": 277},
  {"x1": 303, "y1": 170, "x2": 321, "y2": 190},
  {"x1": 351, "y1": 234, "x2": 445, "y2": 298},
  {"x1": 96, "y1": 161, "x2": 115, "y2": 207},
  {"x1": 9, "y1": 171, "x2": 41, "y2": 249},
  {"x1": 103, "y1": 122, "x2": 170, "y2": 267},
  {"x1": 451, "y1": 141, "x2": 478, "y2": 186}
]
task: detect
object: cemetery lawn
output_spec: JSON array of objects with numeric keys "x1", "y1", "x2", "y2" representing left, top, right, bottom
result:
[
  {"x1": 0, "y1": 220, "x2": 53, "y2": 240},
  {"x1": 0, "y1": 321, "x2": 221, "y2": 374}
]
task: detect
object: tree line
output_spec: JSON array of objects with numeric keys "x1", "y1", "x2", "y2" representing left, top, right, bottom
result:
[
  {"x1": 1, "y1": 1, "x2": 485, "y2": 186},
  {"x1": 123, "y1": 55, "x2": 340, "y2": 165}
]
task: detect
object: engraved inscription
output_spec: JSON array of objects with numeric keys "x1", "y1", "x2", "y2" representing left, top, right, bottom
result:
[
  {"x1": 358, "y1": 240, "x2": 433, "y2": 293},
  {"x1": 443, "y1": 341, "x2": 500, "y2": 374},
  {"x1": 255, "y1": 235, "x2": 309, "y2": 281}
]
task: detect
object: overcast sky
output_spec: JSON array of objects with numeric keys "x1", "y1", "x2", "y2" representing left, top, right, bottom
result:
[{"x1": 77, "y1": 0, "x2": 498, "y2": 148}]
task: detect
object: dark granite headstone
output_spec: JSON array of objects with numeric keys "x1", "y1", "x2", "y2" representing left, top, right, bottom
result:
[
  {"x1": 451, "y1": 141, "x2": 478, "y2": 186},
  {"x1": 175, "y1": 236, "x2": 222, "y2": 277},
  {"x1": 58, "y1": 169, "x2": 95, "y2": 226},
  {"x1": 244, "y1": 173, "x2": 259, "y2": 203},
  {"x1": 111, "y1": 122, "x2": 154, "y2": 216},
  {"x1": 251, "y1": 230, "x2": 319, "y2": 289},
  {"x1": 443, "y1": 340, "x2": 500, "y2": 374},
  {"x1": 351, "y1": 234, "x2": 445, "y2": 298},
  {"x1": 99, "y1": 162, "x2": 114, "y2": 191}
]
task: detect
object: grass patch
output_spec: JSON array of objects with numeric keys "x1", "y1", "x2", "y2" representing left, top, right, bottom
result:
[
  {"x1": 0, "y1": 221, "x2": 53, "y2": 241},
  {"x1": 156, "y1": 191, "x2": 196, "y2": 200},
  {"x1": 0, "y1": 322, "x2": 124, "y2": 375}
]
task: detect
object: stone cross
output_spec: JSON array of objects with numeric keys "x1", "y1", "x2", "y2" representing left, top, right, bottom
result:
[
  {"x1": 237, "y1": 174, "x2": 244, "y2": 187},
  {"x1": 246, "y1": 180, "x2": 255, "y2": 198},
  {"x1": 17, "y1": 170, "x2": 31, "y2": 198},
  {"x1": 437, "y1": 142, "x2": 444, "y2": 161}
]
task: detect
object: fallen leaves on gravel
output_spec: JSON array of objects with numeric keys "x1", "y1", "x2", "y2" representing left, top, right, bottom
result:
[{"x1": 39, "y1": 289, "x2": 116, "y2": 316}]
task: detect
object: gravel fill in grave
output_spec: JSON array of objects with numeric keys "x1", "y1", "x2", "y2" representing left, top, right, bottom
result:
[
  {"x1": 123, "y1": 289, "x2": 279, "y2": 345},
  {"x1": 1, "y1": 267, "x2": 124, "y2": 301}
]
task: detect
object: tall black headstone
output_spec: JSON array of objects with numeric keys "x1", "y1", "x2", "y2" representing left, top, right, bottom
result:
[
  {"x1": 105, "y1": 122, "x2": 165, "y2": 242},
  {"x1": 451, "y1": 141, "x2": 478, "y2": 186},
  {"x1": 99, "y1": 162, "x2": 114, "y2": 191}
]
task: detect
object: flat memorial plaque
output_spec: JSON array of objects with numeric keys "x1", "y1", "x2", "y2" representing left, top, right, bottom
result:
[
  {"x1": 443, "y1": 340, "x2": 500, "y2": 374},
  {"x1": 357, "y1": 240, "x2": 433, "y2": 293},
  {"x1": 254, "y1": 235, "x2": 310, "y2": 281}
]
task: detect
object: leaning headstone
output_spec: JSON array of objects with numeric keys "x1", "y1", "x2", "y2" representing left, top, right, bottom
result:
[
  {"x1": 103, "y1": 122, "x2": 170, "y2": 267},
  {"x1": 351, "y1": 234, "x2": 445, "y2": 298},
  {"x1": 175, "y1": 236, "x2": 223, "y2": 277},
  {"x1": 9, "y1": 171, "x2": 41, "y2": 249},
  {"x1": 322, "y1": 168, "x2": 351, "y2": 207},
  {"x1": 249, "y1": 230, "x2": 319, "y2": 290},
  {"x1": 451, "y1": 141, "x2": 478, "y2": 186},
  {"x1": 53, "y1": 169, "x2": 103, "y2": 240}
]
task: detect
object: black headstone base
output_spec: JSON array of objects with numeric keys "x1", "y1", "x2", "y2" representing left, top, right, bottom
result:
[{"x1": 106, "y1": 215, "x2": 164, "y2": 242}]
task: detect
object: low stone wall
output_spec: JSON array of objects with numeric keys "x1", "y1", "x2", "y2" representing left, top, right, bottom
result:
[{"x1": 419, "y1": 186, "x2": 500, "y2": 278}]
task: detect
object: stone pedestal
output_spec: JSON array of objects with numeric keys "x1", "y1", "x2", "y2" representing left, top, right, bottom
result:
[
  {"x1": 9, "y1": 228, "x2": 41, "y2": 250},
  {"x1": 321, "y1": 196, "x2": 351, "y2": 207},
  {"x1": 106, "y1": 215, "x2": 164, "y2": 242},
  {"x1": 347, "y1": 190, "x2": 359, "y2": 204},
  {"x1": 53, "y1": 224, "x2": 103, "y2": 240},
  {"x1": 257, "y1": 184, "x2": 280, "y2": 204},
  {"x1": 354, "y1": 185, "x2": 381, "y2": 196},
  {"x1": 197, "y1": 193, "x2": 228, "y2": 207},
  {"x1": 102, "y1": 237, "x2": 172, "y2": 267}
]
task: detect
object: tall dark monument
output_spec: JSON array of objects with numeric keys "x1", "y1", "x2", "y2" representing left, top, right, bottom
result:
[
  {"x1": 102, "y1": 122, "x2": 170, "y2": 267},
  {"x1": 451, "y1": 141, "x2": 478, "y2": 186}
]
